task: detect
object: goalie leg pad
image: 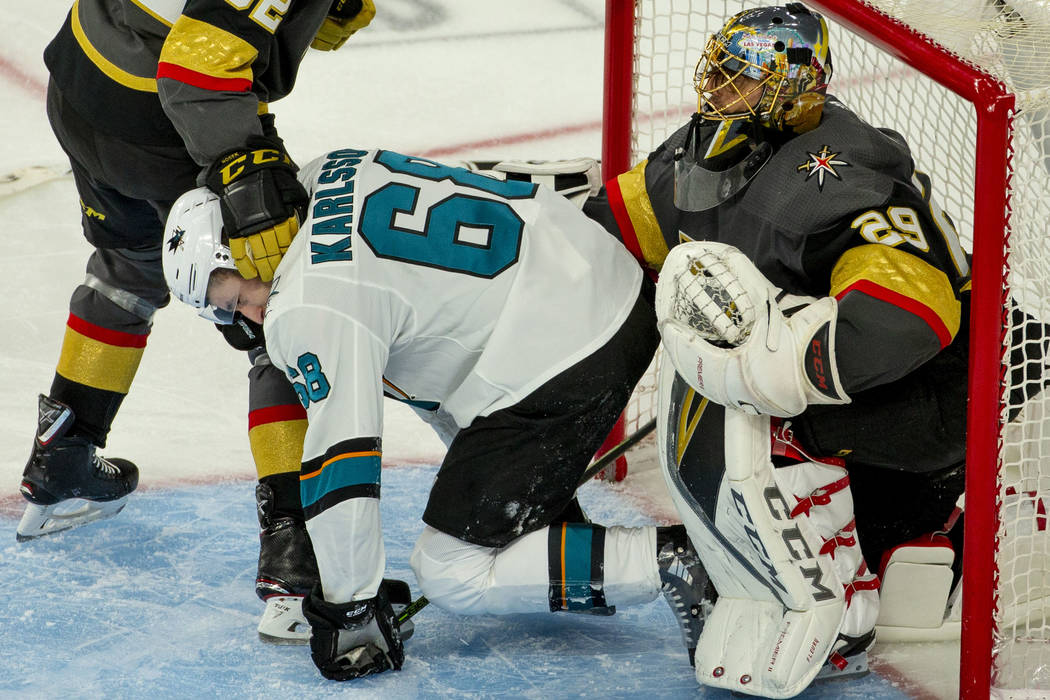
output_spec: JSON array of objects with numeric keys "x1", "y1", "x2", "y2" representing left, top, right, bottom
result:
[
  {"x1": 657, "y1": 359, "x2": 865, "y2": 698},
  {"x1": 771, "y1": 461, "x2": 881, "y2": 652},
  {"x1": 875, "y1": 534, "x2": 955, "y2": 638}
]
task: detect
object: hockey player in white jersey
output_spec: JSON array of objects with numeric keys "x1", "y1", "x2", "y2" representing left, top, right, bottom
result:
[{"x1": 162, "y1": 147, "x2": 713, "y2": 681}]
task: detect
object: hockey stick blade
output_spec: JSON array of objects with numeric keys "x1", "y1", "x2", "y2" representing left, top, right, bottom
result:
[
  {"x1": 398, "y1": 594, "x2": 430, "y2": 624},
  {"x1": 0, "y1": 165, "x2": 72, "y2": 198},
  {"x1": 578, "y1": 417, "x2": 657, "y2": 486}
]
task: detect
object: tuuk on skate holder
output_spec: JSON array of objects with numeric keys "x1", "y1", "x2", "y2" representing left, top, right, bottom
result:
[{"x1": 398, "y1": 417, "x2": 659, "y2": 624}]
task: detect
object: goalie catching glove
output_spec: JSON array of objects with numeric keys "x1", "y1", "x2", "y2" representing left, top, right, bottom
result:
[
  {"x1": 302, "y1": 579, "x2": 412, "y2": 681},
  {"x1": 655, "y1": 241, "x2": 849, "y2": 417},
  {"x1": 204, "y1": 136, "x2": 308, "y2": 282},
  {"x1": 311, "y1": 0, "x2": 376, "y2": 51}
]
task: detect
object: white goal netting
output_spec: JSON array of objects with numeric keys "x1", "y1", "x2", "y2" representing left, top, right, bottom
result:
[{"x1": 612, "y1": 0, "x2": 1050, "y2": 694}]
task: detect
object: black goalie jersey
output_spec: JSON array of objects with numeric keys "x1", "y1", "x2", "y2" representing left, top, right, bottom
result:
[{"x1": 584, "y1": 96, "x2": 971, "y2": 397}]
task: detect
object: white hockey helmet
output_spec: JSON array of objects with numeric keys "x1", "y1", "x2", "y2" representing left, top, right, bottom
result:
[{"x1": 163, "y1": 187, "x2": 238, "y2": 324}]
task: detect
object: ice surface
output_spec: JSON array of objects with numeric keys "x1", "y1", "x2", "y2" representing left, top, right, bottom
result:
[{"x1": 0, "y1": 2, "x2": 957, "y2": 697}]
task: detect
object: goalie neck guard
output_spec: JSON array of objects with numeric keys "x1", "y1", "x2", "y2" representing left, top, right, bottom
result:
[{"x1": 162, "y1": 187, "x2": 238, "y2": 324}]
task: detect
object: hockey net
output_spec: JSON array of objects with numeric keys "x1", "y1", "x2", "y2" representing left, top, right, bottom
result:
[{"x1": 602, "y1": 0, "x2": 1050, "y2": 697}]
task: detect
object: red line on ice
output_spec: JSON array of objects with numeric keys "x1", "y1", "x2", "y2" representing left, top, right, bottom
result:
[
  {"x1": 416, "y1": 120, "x2": 603, "y2": 159},
  {"x1": 0, "y1": 54, "x2": 47, "y2": 100}
]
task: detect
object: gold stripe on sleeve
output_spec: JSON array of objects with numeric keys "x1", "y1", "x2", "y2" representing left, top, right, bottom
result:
[
  {"x1": 830, "y1": 244, "x2": 961, "y2": 340},
  {"x1": 616, "y1": 161, "x2": 671, "y2": 268},
  {"x1": 160, "y1": 16, "x2": 258, "y2": 83},
  {"x1": 70, "y1": 0, "x2": 158, "y2": 92}
]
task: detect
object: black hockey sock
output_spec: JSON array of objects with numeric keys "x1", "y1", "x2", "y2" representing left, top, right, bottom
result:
[{"x1": 259, "y1": 471, "x2": 305, "y2": 520}]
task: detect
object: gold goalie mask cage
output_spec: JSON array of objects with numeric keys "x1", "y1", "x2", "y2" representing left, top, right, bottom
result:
[
  {"x1": 673, "y1": 4, "x2": 834, "y2": 211},
  {"x1": 695, "y1": 4, "x2": 833, "y2": 132}
]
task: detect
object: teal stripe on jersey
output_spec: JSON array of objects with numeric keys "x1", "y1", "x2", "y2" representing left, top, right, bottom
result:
[
  {"x1": 562, "y1": 524, "x2": 596, "y2": 611},
  {"x1": 301, "y1": 453, "x2": 381, "y2": 509}
]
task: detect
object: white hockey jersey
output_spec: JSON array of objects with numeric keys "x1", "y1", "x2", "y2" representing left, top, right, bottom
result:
[{"x1": 262, "y1": 148, "x2": 643, "y2": 603}]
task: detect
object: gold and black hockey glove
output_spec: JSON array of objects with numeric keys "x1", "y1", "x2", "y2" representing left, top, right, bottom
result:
[
  {"x1": 204, "y1": 137, "x2": 308, "y2": 282},
  {"x1": 302, "y1": 580, "x2": 410, "y2": 681},
  {"x1": 311, "y1": 0, "x2": 376, "y2": 51}
]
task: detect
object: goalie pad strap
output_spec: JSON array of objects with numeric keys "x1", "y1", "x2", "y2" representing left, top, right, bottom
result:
[{"x1": 791, "y1": 475, "x2": 850, "y2": 519}]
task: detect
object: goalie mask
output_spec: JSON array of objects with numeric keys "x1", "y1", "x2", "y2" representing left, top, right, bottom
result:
[
  {"x1": 696, "y1": 4, "x2": 832, "y2": 133},
  {"x1": 163, "y1": 187, "x2": 238, "y2": 324},
  {"x1": 674, "y1": 4, "x2": 832, "y2": 211}
]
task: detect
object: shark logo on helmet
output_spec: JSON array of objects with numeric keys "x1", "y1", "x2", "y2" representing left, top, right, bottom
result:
[{"x1": 166, "y1": 227, "x2": 186, "y2": 253}]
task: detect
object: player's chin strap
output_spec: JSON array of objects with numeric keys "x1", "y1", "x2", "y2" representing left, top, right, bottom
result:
[
  {"x1": 453, "y1": 158, "x2": 603, "y2": 209},
  {"x1": 657, "y1": 360, "x2": 878, "y2": 698},
  {"x1": 655, "y1": 241, "x2": 850, "y2": 417}
]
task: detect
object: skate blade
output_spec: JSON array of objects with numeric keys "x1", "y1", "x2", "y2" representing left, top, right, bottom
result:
[
  {"x1": 258, "y1": 596, "x2": 311, "y2": 645},
  {"x1": 814, "y1": 650, "x2": 870, "y2": 683},
  {"x1": 16, "y1": 497, "x2": 128, "y2": 542}
]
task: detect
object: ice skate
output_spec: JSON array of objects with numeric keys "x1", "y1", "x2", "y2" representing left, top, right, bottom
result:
[
  {"x1": 657, "y1": 524, "x2": 716, "y2": 666},
  {"x1": 815, "y1": 629, "x2": 875, "y2": 683},
  {"x1": 255, "y1": 483, "x2": 321, "y2": 644},
  {"x1": 17, "y1": 395, "x2": 139, "y2": 541}
]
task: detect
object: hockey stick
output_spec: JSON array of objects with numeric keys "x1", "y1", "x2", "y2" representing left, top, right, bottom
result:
[
  {"x1": 577, "y1": 417, "x2": 657, "y2": 486},
  {"x1": 398, "y1": 594, "x2": 430, "y2": 623},
  {"x1": 397, "y1": 417, "x2": 659, "y2": 625}
]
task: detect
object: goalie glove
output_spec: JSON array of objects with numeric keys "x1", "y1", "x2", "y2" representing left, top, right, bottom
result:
[
  {"x1": 456, "y1": 158, "x2": 602, "y2": 209},
  {"x1": 655, "y1": 241, "x2": 849, "y2": 417},
  {"x1": 302, "y1": 580, "x2": 409, "y2": 681},
  {"x1": 204, "y1": 136, "x2": 309, "y2": 282},
  {"x1": 311, "y1": 0, "x2": 376, "y2": 51}
]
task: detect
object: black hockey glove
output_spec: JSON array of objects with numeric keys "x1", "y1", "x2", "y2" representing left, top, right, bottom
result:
[
  {"x1": 204, "y1": 136, "x2": 308, "y2": 282},
  {"x1": 215, "y1": 313, "x2": 265, "y2": 353},
  {"x1": 302, "y1": 580, "x2": 409, "y2": 681}
]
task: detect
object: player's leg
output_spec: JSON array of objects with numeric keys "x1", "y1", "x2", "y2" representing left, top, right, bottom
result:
[
  {"x1": 247, "y1": 355, "x2": 320, "y2": 643},
  {"x1": 17, "y1": 215, "x2": 164, "y2": 538},
  {"x1": 18, "y1": 82, "x2": 196, "y2": 540},
  {"x1": 411, "y1": 288, "x2": 713, "y2": 661}
]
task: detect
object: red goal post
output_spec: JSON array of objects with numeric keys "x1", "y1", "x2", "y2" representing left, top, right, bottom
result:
[{"x1": 602, "y1": 0, "x2": 1050, "y2": 697}]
